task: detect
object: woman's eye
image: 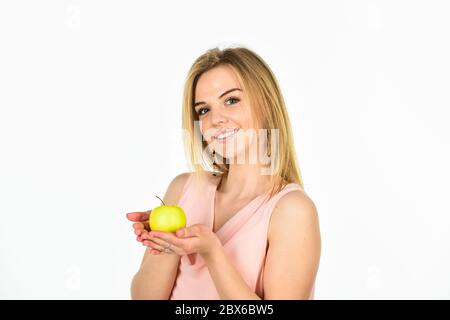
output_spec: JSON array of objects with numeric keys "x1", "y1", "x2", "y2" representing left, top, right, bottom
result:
[
  {"x1": 225, "y1": 97, "x2": 240, "y2": 105},
  {"x1": 196, "y1": 97, "x2": 239, "y2": 116},
  {"x1": 197, "y1": 107, "x2": 208, "y2": 116}
]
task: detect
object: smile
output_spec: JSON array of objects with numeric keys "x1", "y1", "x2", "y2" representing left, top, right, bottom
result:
[{"x1": 214, "y1": 128, "x2": 239, "y2": 143}]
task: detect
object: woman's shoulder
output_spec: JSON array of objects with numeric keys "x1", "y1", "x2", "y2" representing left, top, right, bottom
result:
[
  {"x1": 275, "y1": 188, "x2": 315, "y2": 213},
  {"x1": 168, "y1": 172, "x2": 193, "y2": 189},
  {"x1": 163, "y1": 172, "x2": 193, "y2": 205},
  {"x1": 189, "y1": 170, "x2": 222, "y2": 186},
  {"x1": 268, "y1": 188, "x2": 319, "y2": 240},
  {"x1": 166, "y1": 171, "x2": 218, "y2": 202}
]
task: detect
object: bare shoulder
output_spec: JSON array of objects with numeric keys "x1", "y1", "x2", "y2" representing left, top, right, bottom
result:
[
  {"x1": 162, "y1": 172, "x2": 193, "y2": 205},
  {"x1": 170, "y1": 172, "x2": 192, "y2": 187},
  {"x1": 268, "y1": 190, "x2": 320, "y2": 241}
]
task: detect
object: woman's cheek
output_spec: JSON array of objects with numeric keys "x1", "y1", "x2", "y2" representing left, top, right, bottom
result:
[{"x1": 202, "y1": 126, "x2": 216, "y2": 143}]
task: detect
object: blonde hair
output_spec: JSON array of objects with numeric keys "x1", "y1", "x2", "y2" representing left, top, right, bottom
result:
[{"x1": 181, "y1": 46, "x2": 304, "y2": 201}]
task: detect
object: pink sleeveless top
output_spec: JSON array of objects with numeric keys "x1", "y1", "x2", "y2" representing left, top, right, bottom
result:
[{"x1": 169, "y1": 172, "x2": 315, "y2": 300}]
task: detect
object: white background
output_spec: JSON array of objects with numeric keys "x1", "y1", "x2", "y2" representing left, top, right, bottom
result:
[{"x1": 1, "y1": 0, "x2": 449, "y2": 299}]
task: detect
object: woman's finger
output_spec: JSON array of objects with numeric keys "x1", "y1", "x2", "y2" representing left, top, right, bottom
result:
[
  {"x1": 137, "y1": 229, "x2": 150, "y2": 242},
  {"x1": 150, "y1": 236, "x2": 180, "y2": 254},
  {"x1": 133, "y1": 222, "x2": 150, "y2": 231},
  {"x1": 150, "y1": 236, "x2": 168, "y2": 247},
  {"x1": 135, "y1": 228, "x2": 146, "y2": 240},
  {"x1": 132, "y1": 222, "x2": 143, "y2": 229},
  {"x1": 126, "y1": 212, "x2": 150, "y2": 222},
  {"x1": 148, "y1": 248, "x2": 161, "y2": 255},
  {"x1": 149, "y1": 231, "x2": 185, "y2": 248},
  {"x1": 140, "y1": 232, "x2": 152, "y2": 240},
  {"x1": 140, "y1": 230, "x2": 150, "y2": 239},
  {"x1": 143, "y1": 239, "x2": 165, "y2": 251}
]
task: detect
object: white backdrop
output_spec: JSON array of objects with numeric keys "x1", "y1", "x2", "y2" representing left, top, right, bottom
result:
[{"x1": 1, "y1": 0, "x2": 449, "y2": 299}]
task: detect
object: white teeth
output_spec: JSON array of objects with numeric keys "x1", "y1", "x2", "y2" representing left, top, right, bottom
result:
[
  {"x1": 217, "y1": 131, "x2": 234, "y2": 139},
  {"x1": 215, "y1": 128, "x2": 238, "y2": 140}
]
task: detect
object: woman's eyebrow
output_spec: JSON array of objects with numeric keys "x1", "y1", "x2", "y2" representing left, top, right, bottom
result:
[{"x1": 194, "y1": 88, "x2": 242, "y2": 108}]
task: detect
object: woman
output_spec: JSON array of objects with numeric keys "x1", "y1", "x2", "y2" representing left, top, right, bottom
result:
[{"x1": 126, "y1": 46, "x2": 321, "y2": 300}]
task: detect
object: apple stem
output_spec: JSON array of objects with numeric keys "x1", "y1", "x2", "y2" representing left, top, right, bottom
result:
[{"x1": 155, "y1": 195, "x2": 165, "y2": 206}]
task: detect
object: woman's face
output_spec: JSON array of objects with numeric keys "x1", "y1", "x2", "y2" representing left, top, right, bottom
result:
[{"x1": 194, "y1": 65, "x2": 259, "y2": 162}]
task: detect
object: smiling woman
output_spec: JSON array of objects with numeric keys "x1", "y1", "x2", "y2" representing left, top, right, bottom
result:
[{"x1": 127, "y1": 46, "x2": 321, "y2": 300}]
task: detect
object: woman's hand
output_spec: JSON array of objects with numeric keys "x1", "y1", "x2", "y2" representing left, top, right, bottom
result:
[
  {"x1": 141, "y1": 224, "x2": 222, "y2": 257},
  {"x1": 126, "y1": 211, "x2": 161, "y2": 255}
]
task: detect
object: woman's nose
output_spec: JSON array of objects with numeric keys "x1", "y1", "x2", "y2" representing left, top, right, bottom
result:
[{"x1": 211, "y1": 108, "x2": 228, "y2": 125}]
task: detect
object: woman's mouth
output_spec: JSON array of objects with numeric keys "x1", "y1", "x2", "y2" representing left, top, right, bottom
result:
[{"x1": 214, "y1": 128, "x2": 240, "y2": 144}]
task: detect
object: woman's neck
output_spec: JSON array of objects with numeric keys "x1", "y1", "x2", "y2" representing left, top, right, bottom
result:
[{"x1": 217, "y1": 163, "x2": 272, "y2": 201}]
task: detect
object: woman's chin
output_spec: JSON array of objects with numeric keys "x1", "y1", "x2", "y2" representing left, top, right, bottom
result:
[{"x1": 214, "y1": 148, "x2": 247, "y2": 164}]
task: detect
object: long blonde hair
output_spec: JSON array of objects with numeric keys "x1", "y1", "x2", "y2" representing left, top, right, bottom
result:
[{"x1": 181, "y1": 46, "x2": 304, "y2": 200}]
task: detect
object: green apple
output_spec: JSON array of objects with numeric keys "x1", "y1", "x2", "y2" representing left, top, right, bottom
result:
[{"x1": 149, "y1": 196, "x2": 187, "y2": 232}]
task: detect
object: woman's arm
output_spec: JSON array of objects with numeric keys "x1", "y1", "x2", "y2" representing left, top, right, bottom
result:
[
  {"x1": 263, "y1": 190, "x2": 321, "y2": 299},
  {"x1": 202, "y1": 245, "x2": 261, "y2": 300},
  {"x1": 202, "y1": 190, "x2": 321, "y2": 300},
  {"x1": 131, "y1": 248, "x2": 181, "y2": 300},
  {"x1": 130, "y1": 172, "x2": 191, "y2": 300}
]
